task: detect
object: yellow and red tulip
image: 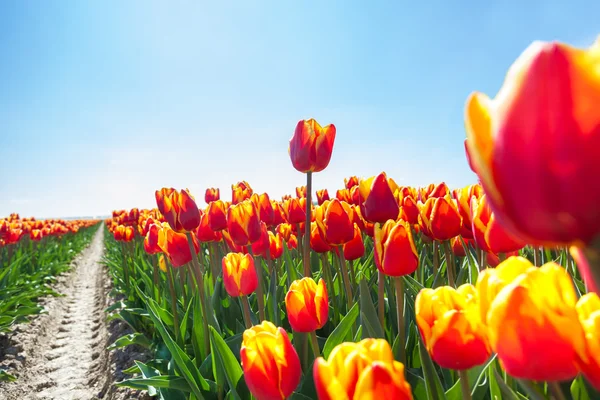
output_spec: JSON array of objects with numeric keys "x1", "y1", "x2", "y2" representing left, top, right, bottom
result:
[
  {"x1": 289, "y1": 118, "x2": 336, "y2": 173},
  {"x1": 285, "y1": 277, "x2": 328, "y2": 332}
]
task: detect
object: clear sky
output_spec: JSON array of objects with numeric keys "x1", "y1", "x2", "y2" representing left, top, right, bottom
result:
[{"x1": 0, "y1": 1, "x2": 597, "y2": 218}]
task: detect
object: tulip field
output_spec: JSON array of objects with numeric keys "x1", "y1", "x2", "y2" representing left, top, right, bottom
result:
[{"x1": 3, "y1": 37, "x2": 600, "y2": 400}]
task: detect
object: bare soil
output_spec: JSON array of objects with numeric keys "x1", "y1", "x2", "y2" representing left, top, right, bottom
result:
[{"x1": 0, "y1": 227, "x2": 151, "y2": 400}]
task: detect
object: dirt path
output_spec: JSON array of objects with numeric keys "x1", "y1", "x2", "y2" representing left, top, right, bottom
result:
[{"x1": 0, "y1": 227, "x2": 112, "y2": 400}]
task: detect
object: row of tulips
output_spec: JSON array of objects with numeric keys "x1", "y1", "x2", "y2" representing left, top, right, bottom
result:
[
  {"x1": 0, "y1": 215, "x2": 101, "y2": 380},
  {"x1": 103, "y1": 36, "x2": 600, "y2": 399}
]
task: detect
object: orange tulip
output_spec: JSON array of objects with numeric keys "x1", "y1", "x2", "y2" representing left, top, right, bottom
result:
[
  {"x1": 222, "y1": 252, "x2": 258, "y2": 297},
  {"x1": 268, "y1": 231, "x2": 284, "y2": 260},
  {"x1": 576, "y1": 293, "x2": 600, "y2": 390},
  {"x1": 205, "y1": 187, "x2": 220, "y2": 203},
  {"x1": 313, "y1": 339, "x2": 412, "y2": 400},
  {"x1": 344, "y1": 176, "x2": 359, "y2": 189},
  {"x1": 143, "y1": 223, "x2": 162, "y2": 254},
  {"x1": 465, "y1": 37, "x2": 600, "y2": 246},
  {"x1": 416, "y1": 284, "x2": 491, "y2": 370},
  {"x1": 418, "y1": 195, "x2": 462, "y2": 241},
  {"x1": 453, "y1": 184, "x2": 483, "y2": 239},
  {"x1": 374, "y1": 220, "x2": 418, "y2": 277},
  {"x1": 275, "y1": 223, "x2": 293, "y2": 242},
  {"x1": 251, "y1": 193, "x2": 274, "y2": 226},
  {"x1": 289, "y1": 118, "x2": 336, "y2": 173},
  {"x1": 207, "y1": 200, "x2": 229, "y2": 231},
  {"x1": 271, "y1": 200, "x2": 287, "y2": 226},
  {"x1": 155, "y1": 188, "x2": 201, "y2": 233},
  {"x1": 287, "y1": 234, "x2": 298, "y2": 250},
  {"x1": 232, "y1": 181, "x2": 253, "y2": 205},
  {"x1": 479, "y1": 257, "x2": 586, "y2": 381},
  {"x1": 471, "y1": 194, "x2": 526, "y2": 254},
  {"x1": 310, "y1": 222, "x2": 333, "y2": 253},
  {"x1": 343, "y1": 224, "x2": 365, "y2": 261},
  {"x1": 283, "y1": 197, "x2": 306, "y2": 225},
  {"x1": 158, "y1": 224, "x2": 199, "y2": 267},
  {"x1": 336, "y1": 188, "x2": 352, "y2": 204},
  {"x1": 358, "y1": 172, "x2": 399, "y2": 223},
  {"x1": 316, "y1": 189, "x2": 330, "y2": 205},
  {"x1": 195, "y1": 212, "x2": 222, "y2": 243},
  {"x1": 241, "y1": 321, "x2": 301, "y2": 400},
  {"x1": 296, "y1": 186, "x2": 307, "y2": 198},
  {"x1": 285, "y1": 277, "x2": 328, "y2": 332},
  {"x1": 314, "y1": 199, "x2": 354, "y2": 246},
  {"x1": 227, "y1": 200, "x2": 262, "y2": 246}
]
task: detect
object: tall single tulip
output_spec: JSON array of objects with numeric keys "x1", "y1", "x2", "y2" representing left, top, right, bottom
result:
[
  {"x1": 416, "y1": 284, "x2": 491, "y2": 370},
  {"x1": 222, "y1": 252, "x2": 258, "y2": 297},
  {"x1": 285, "y1": 278, "x2": 328, "y2": 332},
  {"x1": 313, "y1": 339, "x2": 412, "y2": 400},
  {"x1": 241, "y1": 321, "x2": 301, "y2": 400},
  {"x1": 289, "y1": 119, "x2": 336, "y2": 173},
  {"x1": 464, "y1": 37, "x2": 600, "y2": 248}
]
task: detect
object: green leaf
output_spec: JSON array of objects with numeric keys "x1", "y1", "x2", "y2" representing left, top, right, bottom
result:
[
  {"x1": 322, "y1": 302, "x2": 359, "y2": 359},
  {"x1": 445, "y1": 355, "x2": 497, "y2": 399},
  {"x1": 107, "y1": 332, "x2": 152, "y2": 351},
  {"x1": 208, "y1": 326, "x2": 250, "y2": 400},
  {"x1": 116, "y1": 376, "x2": 192, "y2": 392},
  {"x1": 358, "y1": 279, "x2": 384, "y2": 339},
  {"x1": 0, "y1": 369, "x2": 16, "y2": 382},
  {"x1": 492, "y1": 369, "x2": 521, "y2": 400},
  {"x1": 417, "y1": 330, "x2": 446, "y2": 400}
]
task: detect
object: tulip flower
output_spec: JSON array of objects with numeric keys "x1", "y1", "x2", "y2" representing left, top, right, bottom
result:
[
  {"x1": 313, "y1": 339, "x2": 412, "y2": 400},
  {"x1": 222, "y1": 252, "x2": 258, "y2": 297},
  {"x1": 285, "y1": 277, "x2": 328, "y2": 333},
  {"x1": 289, "y1": 118, "x2": 336, "y2": 173},
  {"x1": 343, "y1": 224, "x2": 365, "y2": 261},
  {"x1": 399, "y1": 196, "x2": 419, "y2": 225},
  {"x1": 464, "y1": 37, "x2": 600, "y2": 248},
  {"x1": 195, "y1": 212, "x2": 222, "y2": 243},
  {"x1": 314, "y1": 199, "x2": 354, "y2": 246},
  {"x1": 143, "y1": 223, "x2": 162, "y2": 254},
  {"x1": 158, "y1": 225, "x2": 199, "y2": 268},
  {"x1": 373, "y1": 220, "x2": 418, "y2": 277},
  {"x1": 232, "y1": 181, "x2": 253, "y2": 204},
  {"x1": 276, "y1": 223, "x2": 293, "y2": 242},
  {"x1": 310, "y1": 222, "x2": 333, "y2": 253},
  {"x1": 251, "y1": 193, "x2": 274, "y2": 226},
  {"x1": 576, "y1": 293, "x2": 600, "y2": 390},
  {"x1": 227, "y1": 199, "x2": 262, "y2": 246},
  {"x1": 336, "y1": 188, "x2": 352, "y2": 204},
  {"x1": 316, "y1": 189, "x2": 330, "y2": 205},
  {"x1": 30, "y1": 229, "x2": 43, "y2": 241},
  {"x1": 453, "y1": 184, "x2": 483, "y2": 239},
  {"x1": 344, "y1": 176, "x2": 359, "y2": 189},
  {"x1": 155, "y1": 188, "x2": 201, "y2": 233},
  {"x1": 283, "y1": 197, "x2": 306, "y2": 225},
  {"x1": 480, "y1": 258, "x2": 586, "y2": 381},
  {"x1": 205, "y1": 187, "x2": 220, "y2": 203},
  {"x1": 207, "y1": 200, "x2": 228, "y2": 231},
  {"x1": 416, "y1": 284, "x2": 491, "y2": 370},
  {"x1": 241, "y1": 321, "x2": 301, "y2": 400},
  {"x1": 358, "y1": 173, "x2": 399, "y2": 223},
  {"x1": 251, "y1": 222, "x2": 270, "y2": 257},
  {"x1": 268, "y1": 231, "x2": 284, "y2": 260},
  {"x1": 296, "y1": 186, "x2": 307, "y2": 198},
  {"x1": 471, "y1": 195, "x2": 526, "y2": 254},
  {"x1": 418, "y1": 195, "x2": 462, "y2": 241}
]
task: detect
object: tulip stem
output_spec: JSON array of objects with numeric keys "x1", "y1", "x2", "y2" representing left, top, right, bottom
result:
[
  {"x1": 432, "y1": 241, "x2": 439, "y2": 276},
  {"x1": 210, "y1": 242, "x2": 221, "y2": 286},
  {"x1": 309, "y1": 330, "x2": 321, "y2": 358},
  {"x1": 187, "y1": 233, "x2": 211, "y2": 357},
  {"x1": 458, "y1": 370, "x2": 471, "y2": 400},
  {"x1": 549, "y1": 382, "x2": 567, "y2": 400},
  {"x1": 246, "y1": 246, "x2": 266, "y2": 321},
  {"x1": 337, "y1": 248, "x2": 354, "y2": 311},
  {"x1": 442, "y1": 241, "x2": 456, "y2": 287},
  {"x1": 320, "y1": 254, "x2": 339, "y2": 325},
  {"x1": 394, "y1": 277, "x2": 406, "y2": 366},
  {"x1": 303, "y1": 172, "x2": 313, "y2": 277},
  {"x1": 179, "y1": 266, "x2": 189, "y2": 308},
  {"x1": 165, "y1": 263, "x2": 182, "y2": 346},
  {"x1": 241, "y1": 295, "x2": 253, "y2": 329},
  {"x1": 378, "y1": 270, "x2": 385, "y2": 328},
  {"x1": 152, "y1": 254, "x2": 160, "y2": 303},
  {"x1": 121, "y1": 243, "x2": 131, "y2": 293}
]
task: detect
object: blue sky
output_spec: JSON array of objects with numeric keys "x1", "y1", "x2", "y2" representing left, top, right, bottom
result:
[{"x1": 0, "y1": 1, "x2": 597, "y2": 218}]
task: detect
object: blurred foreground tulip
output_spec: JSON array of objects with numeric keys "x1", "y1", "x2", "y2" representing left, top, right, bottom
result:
[
  {"x1": 479, "y1": 257, "x2": 585, "y2": 381},
  {"x1": 576, "y1": 293, "x2": 600, "y2": 390},
  {"x1": 241, "y1": 321, "x2": 301, "y2": 400},
  {"x1": 313, "y1": 339, "x2": 412, "y2": 400},
  {"x1": 416, "y1": 284, "x2": 491, "y2": 370},
  {"x1": 464, "y1": 37, "x2": 600, "y2": 249}
]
